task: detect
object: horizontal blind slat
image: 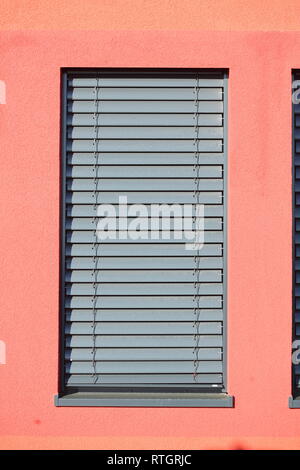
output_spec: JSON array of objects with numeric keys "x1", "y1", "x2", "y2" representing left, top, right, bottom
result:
[
  {"x1": 66, "y1": 231, "x2": 223, "y2": 244},
  {"x1": 66, "y1": 360, "x2": 222, "y2": 374},
  {"x1": 66, "y1": 334, "x2": 223, "y2": 348},
  {"x1": 68, "y1": 113, "x2": 223, "y2": 126},
  {"x1": 66, "y1": 217, "x2": 222, "y2": 231},
  {"x1": 69, "y1": 78, "x2": 224, "y2": 87},
  {"x1": 68, "y1": 139, "x2": 223, "y2": 152},
  {"x1": 67, "y1": 204, "x2": 224, "y2": 217},
  {"x1": 66, "y1": 296, "x2": 223, "y2": 309},
  {"x1": 66, "y1": 321, "x2": 222, "y2": 335},
  {"x1": 66, "y1": 373, "x2": 223, "y2": 385},
  {"x1": 67, "y1": 152, "x2": 224, "y2": 165},
  {"x1": 69, "y1": 100, "x2": 224, "y2": 113},
  {"x1": 66, "y1": 243, "x2": 222, "y2": 257},
  {"x1": 66, "y1": 282, "x2": 223, "y2": 296},
  {"x1": 66, "y1": 256, "x2": 223, "y2": 270},
  {"x1": 66, "y1": 269, "x2": 222, "y2": 283},
  {"x1": 67, "y1": 165, "x2": 222, "y2": 178},
  {"x1": 66, "y1": 309, "x2": 223, "y2": 322},
  {"x1": 68, "y1": 126, "x2": 224, "y2": 139},
  {"x1": 66, "y1": 347, "x2": 222, "y2": 361},
  {"x1": 69, "y1": 87, "x2": 223, "y2": 100},
  {"x1": 67, "y1": 192, "x2": 223, "y2": 204}
]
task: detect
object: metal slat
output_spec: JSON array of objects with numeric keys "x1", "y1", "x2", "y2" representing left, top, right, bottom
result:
[
  {"x1": 66, "y1": 231, "x2": 223, "y2": 244},
  {"x1": 66, "y1": 282, "x2": 223, "y2": 296},
  {"x1": 67, "y1": 204, "x2": 224, "y2": 217},
  {"x1": 66, "y1": 217, "x2": 222, "y2": 231},
  {"x1": 66, "y1": 334, "x2": 223, "y2": 348},
  {"x1": 295, "y1": 156, "x2": 300, "y2": 169},
  {"x1": 69, "y1": 78, "x2": 224, "y2": 87},
  {"x1": 66, "y1": 309, "x2": 223, "y2": 322},
  {"x1": 68, "y1": 139, "x2": 223, "y2": 152},
  {"x1": 68, "y1": 100, "x2": 224, "y2": 113},
  {"x1": 67, "y1": 192, "x2": 223, "y2": 204},
  {"x1": 66, "y1": 243, "x2": 222, "y2": 257},
  {"x1": 66, "y1": 321, "x2": 221, "y2": 335},
  {"x1": 69, "y1": 87, "x2": 223, "y2": 101},
  {"x1": 295, "y1": 260, "x2": 300, "y2": 270},
  {"x1": 68, "y1": 126, "x2": 223, "y2": 139},
  {"x1": 66, "y1": 256, "x2": 223, "y2": 270},
  {"x1": 67, "y1": 179, "x2": 223, "y2": 191},
  {"x1": 296, "y1": 115, "x2": 300, "y2": 128},
  {"x1": 66, "y1": 296, "x2": 222, "y2": 309},
  {"x1": 66, "y1": 373, "x2": 223, "y2": 385},
  {"x1": 68, "y1": 113, "x2": 223, "y2": 127},
  {"x1": 294, "y1": 286, "x2": 300, "y2": 296},
  {"x1": 66, "y1": 347, "x2": 222, "y2": 361},
  {"x1": 296, "y1": 167, "x2": 300, "y2": 180},
  {"x1": 66, "y1": 269, "x2": 222, "y2": 283},
  {"x1": 67, "y1": 165, "x2": 222, "y2": 178},
  {"x1": 66, "y1": 360, "x2": 222, "y2": 374},
  {"x1": 67, "y1": 152, "x2": 224, "y2": 165},
  {"x1": 296, "y1": 182, "x2": 300, "y2": 194}
]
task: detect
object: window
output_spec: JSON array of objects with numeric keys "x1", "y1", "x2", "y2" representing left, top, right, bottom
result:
[
  {"x1": 56, "y1": 69, "x2": 232, "y2": 407},
  {"x1": 291, "y1": 71, "x2": 300, "y2": 408}
]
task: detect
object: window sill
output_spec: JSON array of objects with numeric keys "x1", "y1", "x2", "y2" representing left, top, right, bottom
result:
[
  {"x1": 54, "y1": 392, "x2": 234, "y2": 408},
  {"x1": 289, "y1": 396, "x2": 300, "y2": 408}
]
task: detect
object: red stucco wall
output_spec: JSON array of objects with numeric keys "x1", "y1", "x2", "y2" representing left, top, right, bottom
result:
[
  {"x1": 1, "y1": 1, "x2": 300, "y2": 451},
  {"x1": 1, "y1": 0, "x2": 300, "y2": 31}
]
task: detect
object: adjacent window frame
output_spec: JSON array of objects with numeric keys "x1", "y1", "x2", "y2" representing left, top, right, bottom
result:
[{"x1": 290, "y1": 70, "x2": 300, "y2": 408}]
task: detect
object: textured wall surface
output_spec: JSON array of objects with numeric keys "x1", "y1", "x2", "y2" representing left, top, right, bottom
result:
[
  {"x1": 0, "y1": 0, "x2": 300, "y2": 31},
  {"x1": 0, "y1": 0, "x2": 300, "y2": 451}
]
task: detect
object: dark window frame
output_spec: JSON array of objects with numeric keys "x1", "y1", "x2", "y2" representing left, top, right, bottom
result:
[
  {"x1": 56, "y1": 68, "x2": 233, "y2": 407},
  {"x1": 290, "y1": 70, "x2": 300, "y2": 408}
]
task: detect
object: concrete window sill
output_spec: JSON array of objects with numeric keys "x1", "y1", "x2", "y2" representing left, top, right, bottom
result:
[
  {"x1": 289, "y1": 396, "x2": 300, "y2": 408},
  {"x1": 54, "y1": 392, "x2": 234, "y2": 408}
]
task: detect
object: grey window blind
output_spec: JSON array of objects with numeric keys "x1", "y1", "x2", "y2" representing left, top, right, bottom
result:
[
  {"x1": 293, "y1": 72, "x2": 300, "y2": 397},
  {"x1": 61, "y1": 69, "x2": 227, "y2": 393}
]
